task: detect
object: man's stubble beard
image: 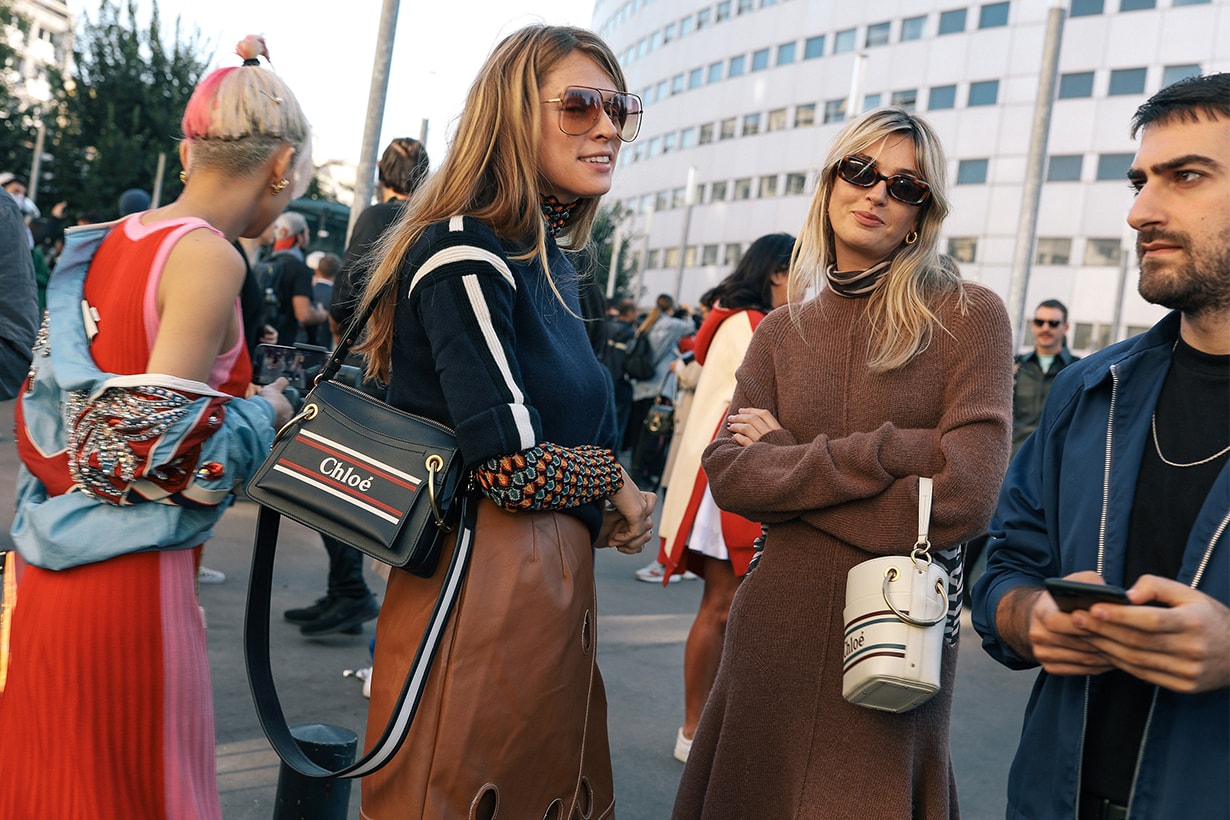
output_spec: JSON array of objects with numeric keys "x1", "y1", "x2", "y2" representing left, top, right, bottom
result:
[{"x1": 1136, "y1": 226, "x2": 1230, "y2": 318}]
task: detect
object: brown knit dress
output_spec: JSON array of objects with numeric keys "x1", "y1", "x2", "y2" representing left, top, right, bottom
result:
[{"x1": 674, "y1": 283, "x2": 1012, "y2": 819}]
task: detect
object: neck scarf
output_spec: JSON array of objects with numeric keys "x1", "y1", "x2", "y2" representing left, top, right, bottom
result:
[
  {"x1": 825, "y1": 259, "x2": 892, "y2": 297},
  {"x1": 540, "y1": 194, "x2": 579, "y2": 238}
]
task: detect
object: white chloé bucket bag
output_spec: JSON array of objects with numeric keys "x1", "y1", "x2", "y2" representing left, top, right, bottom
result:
[{"x1": 841, "y1": 477, "x2": 947, "y2": 714}]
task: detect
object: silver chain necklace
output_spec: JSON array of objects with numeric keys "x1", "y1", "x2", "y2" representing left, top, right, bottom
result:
[{"x1": 1151, "y1": 413, "x2": 1230, "y2": 468}]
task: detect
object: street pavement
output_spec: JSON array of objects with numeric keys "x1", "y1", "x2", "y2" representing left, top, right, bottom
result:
[{"x1": 1, "y1": 398, "x2": 1035, "y2": 818}]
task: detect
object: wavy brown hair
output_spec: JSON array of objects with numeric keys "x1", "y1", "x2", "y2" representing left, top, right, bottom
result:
[{"x1": 356, "y1": 25, "x2": 628, "y2": 381}]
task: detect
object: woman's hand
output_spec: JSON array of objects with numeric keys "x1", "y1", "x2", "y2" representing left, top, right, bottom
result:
[
  {"x1": 595, "y1": 466, "x2": 657, "y2": 554},
  {"x1": 726, "y1": 407, "x2": 782, "y2": 447},
  {"x1": 256, "y1": 377, "x2": 294, "y2": 429}
]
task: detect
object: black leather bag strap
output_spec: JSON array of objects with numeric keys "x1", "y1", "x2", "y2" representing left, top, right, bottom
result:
[{"x1": 244, "y1": 493, "x2": 476, "y2": 778}]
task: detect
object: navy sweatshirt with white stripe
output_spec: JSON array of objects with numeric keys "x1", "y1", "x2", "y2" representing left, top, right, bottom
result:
[{"x1": 386, "y1": 216, "x2": 617, "y2": 537}]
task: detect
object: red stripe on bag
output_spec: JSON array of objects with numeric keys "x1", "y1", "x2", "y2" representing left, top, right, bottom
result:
[{"x1": 275, "y1": 459, "x2": 408, "y2": 518}]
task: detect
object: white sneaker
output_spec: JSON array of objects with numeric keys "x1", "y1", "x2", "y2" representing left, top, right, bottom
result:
[
  {"x1": 674, "y1": 727, "x2": 693, "y2": 763},
  {"x1": 357, "y1": 667, "x2": 372, "y2": 699},
  {"x1": 634, "y1": 561, "x2": 681, "y2": 583},
  {"x1": 197, "y1": 566, "x2": 226, "y2": 584}
]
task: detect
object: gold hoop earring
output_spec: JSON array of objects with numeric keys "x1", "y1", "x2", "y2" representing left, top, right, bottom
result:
[
  {"x1": 904, "y1": 230, "x2": 919, "y2": 245},
  {"x1": 271, "y1": 178, "x2": 289, "y2": 196},
  {"x1": 179, "y1": 170, "x2": 188, "y2": 184}
]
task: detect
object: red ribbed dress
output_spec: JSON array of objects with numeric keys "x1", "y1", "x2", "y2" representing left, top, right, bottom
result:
[{"x1": 0, "y1": 215, "x2": 249, "y2": 819}]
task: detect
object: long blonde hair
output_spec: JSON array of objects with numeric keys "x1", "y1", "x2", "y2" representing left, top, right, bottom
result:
[
  {"x1": 356, "y1": 25, "x2": 628, "y2": 382},
  {"x1": 790, "y1": 108, "x2": 965, "y2": 371}
]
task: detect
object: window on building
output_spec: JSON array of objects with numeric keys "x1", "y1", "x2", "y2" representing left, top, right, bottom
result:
[
  {"x1": 688, "y1": 67, "x2": 704, "y2": 89},
  {"x1": 646, "y1": 249, "x2": 660, "y2": 269},
  {"x1": 636, "y1": 37, "x2": 647, "y2": 59},
  {"x1": 751, "y1": 48, "x2": 770, "y2": 72},
  {"x1": 929, "y1": 84, "x2": 957, "y2": 109},
  {"x1": 684, "y1": 246, "x2": 698, "y2": 267},
  {"x1": 710, "y1": 180, "x2": 728, "y2": 201},
  {"x1": 729, "y1": 54, "x2": 746, "y2": 78},
  {"x1": 697, "y1": 7, "x2": 712, "y2": 27},
  {"x1": 650, "y1": 29, "x2": 662, "y2": 51},
  {"x1": 891, "y1": 89, "x2": 918, "y2": 111},
  {"x1": 1072, "y1": 322, "x2": 1112, "y2": 352},
  {"x1": 716, "y1": 1, "x2": 732, "y2": 22},
  {"x1": 758, "y1": 175, "x2": 778, "y2": 197},
  {"x1": 863, "y1": 93, "x2": 882, "y2": 112},
  {"x1": 733, "y1": 178, "x2": 752, "y2": 200},
  {"x1": 901, "y1": 15, "x2": 927, "y2": 40},
  {"x1": 642, "y1": 85, "x2": 655, "y2": 104},
  {"x1": 795, "y1": 103, "x2": 816, "y2": 127},
  {"x1": 680, "y1": 127, "x2": 697, "y2": 149},
  {"x1": 663, "y1": 247, "x2": 681, "y2": 268},
  {"x1": 1084, "y1": 238, "x2": 1122, "y2": 266},
  {"x1": 708, "y1": 61, "x2": 724, "y2": 84},
  {"x1": 785, "y1": 172, "x2": 808, "y2": 195},
  {"x1": 1058, "y1": 71, "x2": 1095, "y2": 98},
  {"x1": 1070, "y1": 0, "x2": 1104, "y2": 15},
  {"x1": 1172, "y1": 0, "x2": 1211, "y2": 4},
  {"x1": 804, "y1": 35, "x2": 825, "y2": 59},
  {"x1": 701, "y1": 244, "x2": 720, "y2": 265},
  {"x1": 742, "y1": 113, "x2": 761, "y2": 136},
  {"x1": 647, "y1": 136, "x2": 662, "y2": 158},
  {"x1": 1035, "y1": 237, "x2": 1072, "y2": 265},
  {"x1": 663, "y1": 22, "x2": 675, "y2": 42},
  {"x1": 866, "y1": 21, "x2": 891, "y2": 47},
  {"x1": 737, "y1": 0, "x2": 754, "y2": 13},
  {"x1": 979, "y1": 2, "x2": 1010, "y2": 28},
  {"x1": 957, "y1": 158, "x2": 989, "y2": 184},
  {"x1": 671, "y1": 187, "x2": 685, "y2": 208},
  {"x1": 1109, "y1": 68, "x2": 1146, "y2": 96},
  {"x1": 662, "y1": 132, "x2": 677, "y2": 154},
  {"x1": 1096, "y1": 153, "x2": 1134, "y2": 181},
  {"x1": 724, "y1": 243, "x2": 743, "y2": 265},
  {"x1": 680, "y1": 14, "x2": 696, "y2": 36},
  {"x1": 824, "y1": 98, "x2": 847, "y2": 124},
  {"x1": 947, "y1": 237, "x2": 977, "y2": 263},
  {"x1": 641, "y1": 193, "x2": 655, "y2": 212},
  {"x1": 834, "y1": 28, "x2": 857, "y2": 53},
  {"x1": 968, "y1": 80, "x2": 999, "y2": 106},
  {"x1": 654, "y1": 190, "x2": 669, "y2": 210},
  {"x1": 699, "y1": 123, "x2": 715, "y2": 145},
  {"x1": 777, "y1": 41, "x2": 797, "y2": 66},
  {"x1": 767, "y1": 108, "x2": 788, "y2": 131},
  {"x1": 938, "y1": 8, "x2": 967, "y2": 35},
  {"x1": 1047, "y1": 154, "x2": 1084, "y2": 181},
  {"x1": 720, "y1": 118, "x2": 738, "y2": 140},
  {"x1": 671, "y1": 74, "x2": 685, "y2": 95},
  {"x1": 656, "y1": 80, "x2": 668, "y2": 100},
  {"x1": 1119, "y1": 0, "x2": 1155, "y2": 10},
  {"x1": 1162, "y1": 64, "x2": 1202, "y2": 88}
]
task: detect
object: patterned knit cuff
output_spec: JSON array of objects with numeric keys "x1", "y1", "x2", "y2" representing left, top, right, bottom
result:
[{"x1": 474, "y1": 442, "x2": 623, "y2": 511}]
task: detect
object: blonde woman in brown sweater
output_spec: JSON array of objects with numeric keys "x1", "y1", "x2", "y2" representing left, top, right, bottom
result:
[{"x1": 674, "y1": 108, "x2": 1013, "y2": 819}]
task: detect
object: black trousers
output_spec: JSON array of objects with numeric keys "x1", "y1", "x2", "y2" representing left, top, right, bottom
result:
[{"x1": 323, "y1": 534, "x2": 372, "y2": 600}]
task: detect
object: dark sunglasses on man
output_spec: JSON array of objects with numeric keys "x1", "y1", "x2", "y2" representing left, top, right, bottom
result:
[
  {"x1": 836, "y1": 155, "x2": 931, "y2": 206},
  {"x1": 541, "y1": 85, "x2": 643, "y2": 143},
  {"x1": 1032, "y1": 319, "x2": 1063, "y2": 328}
]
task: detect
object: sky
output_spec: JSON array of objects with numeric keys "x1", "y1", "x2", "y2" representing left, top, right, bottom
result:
[{"x1": 67, "y1": 0, "x2": 598, "y2": 168}]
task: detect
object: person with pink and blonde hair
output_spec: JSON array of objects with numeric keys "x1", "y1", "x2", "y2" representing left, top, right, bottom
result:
[{"x1": 0, "y1": 36, "x2": 306, "y2": 818}]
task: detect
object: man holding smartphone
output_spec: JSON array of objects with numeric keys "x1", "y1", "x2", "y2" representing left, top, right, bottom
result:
[{"x1": 973, "y1": 74, "x2": 1230, "y2": 820}]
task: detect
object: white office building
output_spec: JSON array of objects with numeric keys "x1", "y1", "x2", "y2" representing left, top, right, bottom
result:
[
  {"x1": 4, "y1": 0, "x2": 73, "y2": 106},
  {"x1": 595, "y1": 0, "x2": 1229, "y2": 353}
]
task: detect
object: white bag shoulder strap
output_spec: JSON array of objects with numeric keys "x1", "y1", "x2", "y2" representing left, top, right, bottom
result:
[{"x1": 915, "y1": 477, "x2": 934, "y2": 553}]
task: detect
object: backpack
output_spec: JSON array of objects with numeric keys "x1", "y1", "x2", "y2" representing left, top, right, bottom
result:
[
  {"x1": 600, "y1": 319, "x2": 634, "y2": 383},
  {"x1": 623, "y1": 332, "x2": 656, "y2": 381},
  {"x1": 252, "y1": 255, "x2": 284, "y2": 330}
]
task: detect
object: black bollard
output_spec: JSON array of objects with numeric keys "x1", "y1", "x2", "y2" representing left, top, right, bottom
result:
[{"x1": 272, "y1": 723, "x2": 358, "y2": 820}]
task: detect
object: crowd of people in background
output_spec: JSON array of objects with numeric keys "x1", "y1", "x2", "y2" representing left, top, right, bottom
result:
[{"x1": 0, "y1": 21, "x2": 1225, "y2": 820}]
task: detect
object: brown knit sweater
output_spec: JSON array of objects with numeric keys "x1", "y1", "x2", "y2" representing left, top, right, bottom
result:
[{"x1": 674, "y1": 283, "x2": 1012, "y2": 820}]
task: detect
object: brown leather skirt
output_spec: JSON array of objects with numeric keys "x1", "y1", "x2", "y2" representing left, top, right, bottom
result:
[{"x1": 361, "y1": 500, "x2": 614, "y2": 820}]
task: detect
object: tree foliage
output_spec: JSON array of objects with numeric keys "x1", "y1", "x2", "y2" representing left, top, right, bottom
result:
[
  {"x1": 44, "y1": 0, "x2": 210, "y2": 216},
  {"x1": 0, "y1": 0, "x2": 44, "y2": 179},
  {"x1": 568, "y1": 202, "x2": 641, "y2": 303}
]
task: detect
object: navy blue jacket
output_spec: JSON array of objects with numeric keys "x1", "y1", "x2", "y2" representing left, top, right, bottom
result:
[{"x1": 973, "y1": 311, "x2": 1229, "y2": 819}]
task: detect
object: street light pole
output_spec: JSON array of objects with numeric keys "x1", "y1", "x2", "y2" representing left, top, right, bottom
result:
[
  {"x1": 673, "y1": 166, "x2": 696, "y2": 303},
  {"x1": 635, "y1": 202, "x2": 654, "y2": 303},
  {"x1": 348, "y1": 0, "x2": 401, "y2": 245}
]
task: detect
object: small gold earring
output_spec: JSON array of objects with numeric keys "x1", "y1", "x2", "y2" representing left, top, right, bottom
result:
[
  {"x1": 271, "y1": 178, "x2": 289, "y2": 196},
  {"x1": 179, "y1": 170, "x2": 188, "y2": 184},
  {"x1": 904, "y1": 230, "x2": 919, "y2": 245}
]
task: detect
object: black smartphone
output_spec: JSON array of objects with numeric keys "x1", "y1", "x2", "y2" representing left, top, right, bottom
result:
[
  {"x1": 253, "y1": 344, "x2": 329, "y2": 391},
  {"x1": 1045, "y1": 578, "x2": 1132, "y2": 612}
]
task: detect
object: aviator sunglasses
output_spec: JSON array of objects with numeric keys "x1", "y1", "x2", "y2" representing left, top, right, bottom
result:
[
  {"x1": 1032, "y1": 319, "x2": 1063, "y2": 328},
  {"x1": 541, "y1": 86, "x2": 643, "y2": 143},
  {"x1": 836, "y1": 155, "x2": 931, "y2": 206}
]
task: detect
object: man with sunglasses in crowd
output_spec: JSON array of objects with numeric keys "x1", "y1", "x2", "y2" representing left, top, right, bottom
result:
[
  {"x1": 973, "y1": 73, "x2": 1230, "y2": 820},
  {"x1": 1012, "y1": 299, "x2": 1079, "y2": 457}
]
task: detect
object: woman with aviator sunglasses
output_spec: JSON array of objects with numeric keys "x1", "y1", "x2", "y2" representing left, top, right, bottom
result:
[
  {"x1": 674, "y1": 108, "x2": 1013, "y2": 819},
  {"x1": 353, "y1": 25, "x2": 654, "y2": 819}
]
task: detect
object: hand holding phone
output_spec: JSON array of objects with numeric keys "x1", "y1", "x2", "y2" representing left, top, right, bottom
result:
[
  {"x1": 1045, "y1": 578, "x2": 1132, "y2": 613},
  {"x1": 254, "y1": 344, "x2": 329, "y2": 391}
]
